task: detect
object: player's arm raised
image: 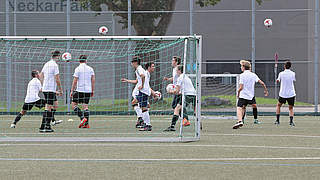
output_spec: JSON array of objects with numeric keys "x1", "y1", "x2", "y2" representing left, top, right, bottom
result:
[
  {"x1": 121, "y1": 78, "x2": 138, "y2": 84},
  {"x1": 163, "y1": 76, "x2": 173, "y2": 82}
]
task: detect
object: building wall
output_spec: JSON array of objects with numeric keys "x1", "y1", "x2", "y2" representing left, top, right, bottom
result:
[{"x1": 0, "y1": 0, "x2": 318, "y2": 104}]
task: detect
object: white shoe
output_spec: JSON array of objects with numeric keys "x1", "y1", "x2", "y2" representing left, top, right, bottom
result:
[
  {"x1": 10, "y1": 124, "x2": 16, "y2": 128},
  {"x1": 51, "y1": 120, "x2": 63, "y2": 126}
]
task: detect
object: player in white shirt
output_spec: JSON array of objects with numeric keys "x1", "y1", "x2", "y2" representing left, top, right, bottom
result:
[
  {"x1": 164, "y1": 65, "x2": 196, "y2": 131},
  {"x1": 275, "y1": 61, "x2": 296, "y2": 126},
  {"x1": 38, "y1": 51, "x2": 63, "y2": 133},
  {"x1": 70, "y1": 55, "x2": 95, "y2": 128},
  {"x1": 10, "y1": 70, "x2": 45, "y2": 128},
  {"x1": 163, "y1": 56, "x2": 181, "y2": 110},
  {"x1": 233, "y1": 60, "x2": 268, "y2": 129},
  {"x1": 124, "y1": 57, "x2": 156, "y2": 131},
  {"x1": 121, "y1": 78, "x2": 144, "y2": 128},
  {"x1": 121, "y1": 62, "x2": 159, "y2": 129}
]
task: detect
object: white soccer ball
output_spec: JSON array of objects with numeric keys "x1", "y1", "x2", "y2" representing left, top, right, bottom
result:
[
  {"x1": 154, "y1": 91, "x2": 162, "y2": 100},
  {"x1": 166, "y1": 84, "x2": 175, "y2": 93},
  {"x1": 99, "y1": 26, "x2": 108, "y2": 35},
  {"x1": 62, "y1": 52, "x2": 72, "y2": 62},
  {"x1": 264, "y1": 18, "x2": 272, "y2": 27}
]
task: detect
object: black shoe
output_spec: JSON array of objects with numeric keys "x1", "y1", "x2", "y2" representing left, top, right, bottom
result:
[
  {"x1": 289, "y1": 121, "x2": 295, "y2": 127},
  {"x1": 139, "y1": 125, "x2": 152, "y2": 131},
  {"x1": 136, "y1": 118, "x2": 144, "y2": 128},
  {"x1": 39, "y1": 127, "x2": 54, "y2": 133},
  {"x1": 274, "y1": 120, "x2": 280, "y2": 125},
  {"x1": 163, "y1": 126, "x2": 176, "y2": 132},
  {"x1": 232, "y1": 121, "x2": 243, "y2": 129}
]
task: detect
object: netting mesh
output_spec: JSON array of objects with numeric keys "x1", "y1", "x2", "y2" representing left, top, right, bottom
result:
[
  {"x1": 201, "y1": 75, "x2": 239, "y2": 115},
  {"x1": 0, "y1": 37, "x2": 200, "y2": 141}
]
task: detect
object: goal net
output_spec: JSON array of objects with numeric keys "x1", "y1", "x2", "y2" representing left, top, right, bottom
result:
[
  {"x1": 201, "y1": 74, "x2": 239, "y2": 116},
  {"x1": 0, "y1": 36, "x2": 201, "y2": 142}
]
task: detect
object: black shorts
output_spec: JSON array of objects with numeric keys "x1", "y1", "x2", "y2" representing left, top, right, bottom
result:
[
  {"x1": 175, "y1": 94, "x2": 196, "y2": 108},
  {"x1": 172, "y1": 95, "x2": 180, "y2": 109},
  {"x1": 136, "y1": 91, "x2": 149, "y2": 108},
  {"x1": 43, "y1": 92, "x2": 57, "y2": 105},
  {"x1": 237, "y1": 97, "x2": 257, "y2": 107},
  {"x1": 72, "y1": 91, "x2": 91, "y2": 104},
  {"x1": 278, "y1": 96, "x2": 295, "y2": 106},
  {"x1": 22, "y1": 99, "x2": 46, "y2": 111}
]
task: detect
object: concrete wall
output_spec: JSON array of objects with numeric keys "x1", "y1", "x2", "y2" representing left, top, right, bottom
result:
[{"x1": 0, "y1": 0, "x2": 318, "y2": 104}]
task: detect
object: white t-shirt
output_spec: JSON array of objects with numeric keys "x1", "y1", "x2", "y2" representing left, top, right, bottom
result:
[
  {"x1": 132, "y1": 84, "x2": 152, "y2": 98},
  {"x1": 135, "y1": 65, "x2": 151, "y2": 96},
  {"x1": 239, "y1": 70, "x2": 260, "y2": 100},
  {"x1": 73, "y1": 63, "x2": 95, "y2": 93},
  {"x1": 41, "y1": 59, "x2": 59, "y2": 92},
  {"x1": 25, "y1": 78, "x2": 42, "y2": 103},
  {"x1": 277, "y1": 69, "x2": 296, "y2": 98},
  {"x1": 172, "y1": 67, "x2": 179, "y2": 85},
  {"x1": 176, "y1": 74, "x2": 196, "y2": 96}
]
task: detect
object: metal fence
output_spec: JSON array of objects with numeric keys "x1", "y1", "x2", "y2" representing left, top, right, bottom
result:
[{"x1": 0, "y1": 0, "x2": 319, "y2": 113}]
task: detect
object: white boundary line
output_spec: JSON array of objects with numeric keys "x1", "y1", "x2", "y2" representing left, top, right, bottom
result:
[
  {"x1": 0, "y1": 157, "x2": 320, "y2": 162},
  {"x1": 205, "y1": 133, "x2": 320, "y2": 138},
  {"x1": 1, "y1": 133, "x2": 320, "y2": 138},
  {"x1": 0, "y1": 144, "x2": 320, "y2": 150}
]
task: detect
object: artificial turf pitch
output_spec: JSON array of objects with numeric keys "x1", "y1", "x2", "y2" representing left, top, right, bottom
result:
[{"x1": 0, "y1": 115, "x2": 319, "y2": 180}]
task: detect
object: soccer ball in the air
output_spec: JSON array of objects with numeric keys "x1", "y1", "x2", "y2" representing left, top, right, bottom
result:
[
  {"x1": 99, "y1": 26, "x2": 108, "y2": 35},
  {"x1": 154, "y1": 91, "x2": 162, "y2": 100},
  {"x1": 166, "y1": 84, "x2": 175, "y2": 93},
  {"x1": 62, "y1": 52, "x2": 72, "y2": 62},
  {"x1": 264, "y1": 18, "x2": 272, "y2": 28}
]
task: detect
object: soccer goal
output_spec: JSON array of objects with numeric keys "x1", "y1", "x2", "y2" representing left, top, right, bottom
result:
[
  {"x1": 200, "y1": 74, "x2": 240, "y2": 116},
  {"x1": 0, "y1": 35, "x2": 202, "y2": 142}
]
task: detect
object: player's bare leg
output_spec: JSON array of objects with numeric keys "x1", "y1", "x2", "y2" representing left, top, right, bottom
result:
[
  {"x1": 233, "y1": 106, "x2": 244, "y2": 129},
  {"x1": 275, "y1": 102, "x2": 282, "y2": 125}
]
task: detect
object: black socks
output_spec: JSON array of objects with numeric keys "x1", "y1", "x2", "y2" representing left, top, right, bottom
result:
[{"x1": 171, "y1": 115, "x2": 179, "y2": 127}]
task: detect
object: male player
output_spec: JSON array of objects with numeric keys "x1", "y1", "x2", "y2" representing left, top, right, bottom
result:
[
  {"x1": 39, "y1": 50, "x2": 63, "y2": 132},
  {"x1": 70, "y1": 55, "x2": 95, "y2": 128},
  {"x1": 233, "y1": 60, "x2": 268, "y2": 129},
  {"x1": 163, "y1": 56, "x2": 190, "y2": 126},
  {"x1": 129, "y1": 57, "x2": 153, "y2": 131},
  {"x1": 11, "y1": 70, "x2": 45, "y2": 128},
  {"x1": 121, "y1": 61, "x2": 158, "y2": 129},
  {"x1": 275, "y1": 60, "x2": 296, "y2": 126},
  {"x1": 239, "y1": 60, "x2": 262, "y2": 124},
  {"x1": 164, "y1": 65, "x2": 196, "y2": 131}
]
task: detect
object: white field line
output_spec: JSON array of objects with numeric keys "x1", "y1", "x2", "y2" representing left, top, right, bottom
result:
[
  {"x1": 0, "y1": 143, "x2": 320, "y2": 150},
  {"x1": 205, "y1": 133, "x2": 320, "y2": 138},
  {"x1": 0, "y1": 157, "x2": 320, "y2": 162},
  {"x1": 1, "y1": 132, "x2": 320, "y2": 138}
]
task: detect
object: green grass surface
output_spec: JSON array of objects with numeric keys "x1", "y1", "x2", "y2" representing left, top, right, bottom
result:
[{"x1": 0, "y1": 115, "x2": 320, "y2": 179}]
